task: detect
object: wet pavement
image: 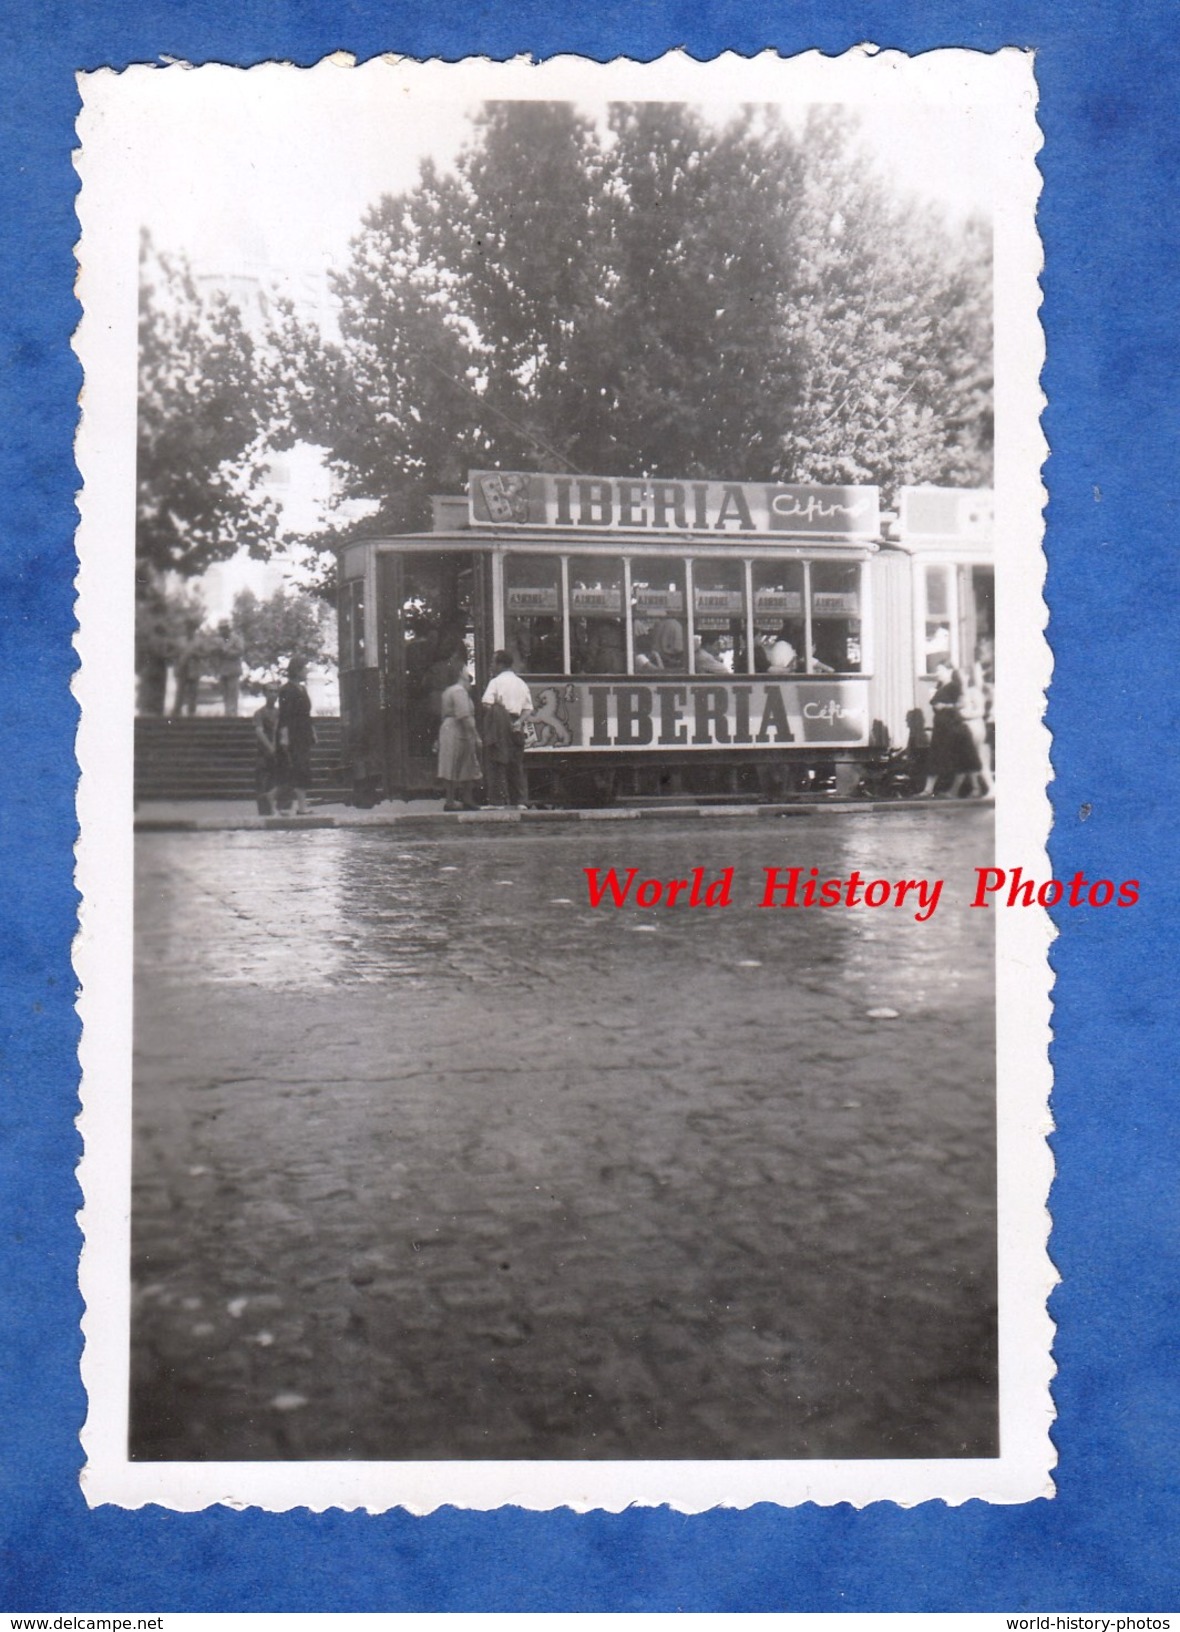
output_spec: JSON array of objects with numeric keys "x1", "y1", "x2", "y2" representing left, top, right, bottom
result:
[{"x1": 131, "y1": 810, "x2": 997, "y2": 1462}]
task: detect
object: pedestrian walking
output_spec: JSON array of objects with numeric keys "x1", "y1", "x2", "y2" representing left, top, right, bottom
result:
[
  {"x1": 252, "y1": 685, "x2": 280, "y2": 815},
  {"x1": 276, "y1": 658, "x2": 316, "y2": 816},
  {"x1": 437, "y1": 659, "x2": 481, "y2": 811},
  {"x1": 921, "y1": 661, "x2": 980, "y2": 798},
  {"x1": 481, "y1": 649, "x2": 533, "y2": 808}
]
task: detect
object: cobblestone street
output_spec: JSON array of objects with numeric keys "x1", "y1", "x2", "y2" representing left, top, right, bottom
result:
[{"x1": 131, "y1": 810, "x2": 997, "y2": 1462}]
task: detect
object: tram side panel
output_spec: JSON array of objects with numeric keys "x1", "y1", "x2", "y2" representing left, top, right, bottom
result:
[
  {"x1": 336, "y1": 535, "x2": 942, "y2": 803},
  {"x1": 522, "y1": 675, "x2": 873, "y2": 755}
]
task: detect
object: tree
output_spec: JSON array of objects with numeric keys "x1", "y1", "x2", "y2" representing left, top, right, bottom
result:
[
  {"x1": 775, "y1": 110, "x2": 993, "y2": 489},
  {"x1": 137, "y1": 236, "x2": 279, "y2": 581},
  {"x1": 135, "y1": 237, "x2": 281, "y2": 710},
  {"x1": 231, "y1": 587, "x2": 331, "y2": 691},
  {"x1": 591, "y1": 102, "x2": 807, "y2": 479},
  {"x1": 274, "y1": 102, "x2": 993, "y2": 534}
]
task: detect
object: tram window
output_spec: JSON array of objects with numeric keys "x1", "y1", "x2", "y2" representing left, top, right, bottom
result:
[
  {"x1": 751, "y1": 560, "x2": 805, "y2": 673},
  {"x1": 340, "y1": 577, "x2": 365, "y2": 670},
  {"x1": 504, "y1": 554, "x2": 564, "y2": 673},
  {"x1": 692, "y1": 558, "x2": 745, "y2": 673},
  {"x1": 923, "y1": 564, "x2": 954, "y2": 674},
  {"x1": 810, "y1": 560, "x2": 863, "y2": 673},
  {"x1": 630, "y1": 559, "x2": 687, "y2": 673},
  {"x1": 569, "y1": 555, "x2": 626, "y2": 675}
]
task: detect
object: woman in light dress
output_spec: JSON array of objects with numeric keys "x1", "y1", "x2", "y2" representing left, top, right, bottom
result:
[
  {"x1": 437, "y1": 658, "x2": 482, "y2": 811},
  {"x1": 957, "y1": 661, "x2": 994, "y2": 797}
]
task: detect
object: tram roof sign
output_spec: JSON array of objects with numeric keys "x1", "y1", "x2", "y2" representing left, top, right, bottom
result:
[{"x1": 469, "y1": 471, "x2": 880, "y2": 540}]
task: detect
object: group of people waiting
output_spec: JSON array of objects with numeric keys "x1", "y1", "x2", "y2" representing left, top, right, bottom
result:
[
  {"x1": 434, "y1": 649, "x2": 533, "y2": 812},
  {"x1": 920, "y1": 659, "x2": 995, "y2": 798},
  {"x1": 252, "y1": 659, "x2": 317, "y2": 816},
  {"x1": 172, "y1": 620, "x2": 246, "y2": 717}
]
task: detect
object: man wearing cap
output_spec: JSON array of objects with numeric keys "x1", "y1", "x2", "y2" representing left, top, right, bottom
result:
[{"x1": 481, "y1": 649, "x2": 534, "y2": 808}]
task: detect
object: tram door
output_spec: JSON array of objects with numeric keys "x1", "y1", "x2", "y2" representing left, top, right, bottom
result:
[{"x1": 377, "y1": 551, "x2": 489, "y2": 795}]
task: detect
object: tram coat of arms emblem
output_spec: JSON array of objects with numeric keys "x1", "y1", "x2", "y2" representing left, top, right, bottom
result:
[
  {"x1": 529, "y1": 683, "x2": 579, "y2": 747},
  {"x1": 477, "y1": 472, "x2": 532, "y2": 524}
]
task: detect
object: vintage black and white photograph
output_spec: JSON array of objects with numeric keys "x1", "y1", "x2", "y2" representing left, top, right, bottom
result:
[{"x1": 74, "y1": 50, "x2": 1052, "y2": 1511}]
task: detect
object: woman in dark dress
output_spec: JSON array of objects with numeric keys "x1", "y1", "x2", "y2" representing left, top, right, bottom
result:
[
  {"x1": 921, "y1": 661, "x2": 980, "y2": 797},
  {"x1": 275, "y1": 658, "x2": 316, "y2": 815}
]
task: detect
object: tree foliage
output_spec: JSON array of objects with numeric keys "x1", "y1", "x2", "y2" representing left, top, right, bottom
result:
[
  {"x1": 137, "y1": 235, "x2": 279, "y2": 582},
  {"x1": 275, "y1": 102, "x2": 993, "y2": 530},
  {"x1": 776, "y1": 109, "x2": 993, "y2": 488},
  {"x1": 231, "y1": 587, "x2": 331, "y2": 688}
]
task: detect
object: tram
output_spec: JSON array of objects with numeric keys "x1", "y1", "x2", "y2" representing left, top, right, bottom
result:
[{"x1": 335, "y1": 471, "x2": 994, "y2": 806}]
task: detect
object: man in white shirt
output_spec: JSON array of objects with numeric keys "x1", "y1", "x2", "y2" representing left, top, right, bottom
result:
[{"x1": 480, "y1": 649, "x2": 533, "y2": 807}]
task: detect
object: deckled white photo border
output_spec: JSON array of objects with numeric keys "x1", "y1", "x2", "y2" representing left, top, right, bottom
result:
[{"x1": 74, "y1": 46, "x2": 1052, "y2": 1512}]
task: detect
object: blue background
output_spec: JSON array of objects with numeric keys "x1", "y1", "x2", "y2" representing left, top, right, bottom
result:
[{"x1": 2, "y1": 0, "x2": 1177, "y2": 1611}]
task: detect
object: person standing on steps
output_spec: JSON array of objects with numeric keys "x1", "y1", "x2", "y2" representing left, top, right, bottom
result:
[
  {"x1": 171, "y1": 618, "x2": 205, "y2": 717},
  {"x1": 213, "y1": 619, "x2": 245, "y2": 716}
]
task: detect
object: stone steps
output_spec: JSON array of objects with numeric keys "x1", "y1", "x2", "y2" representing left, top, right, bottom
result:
[{"x1": 136, "y1": 716, "x2": 347, "y2": 802}]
